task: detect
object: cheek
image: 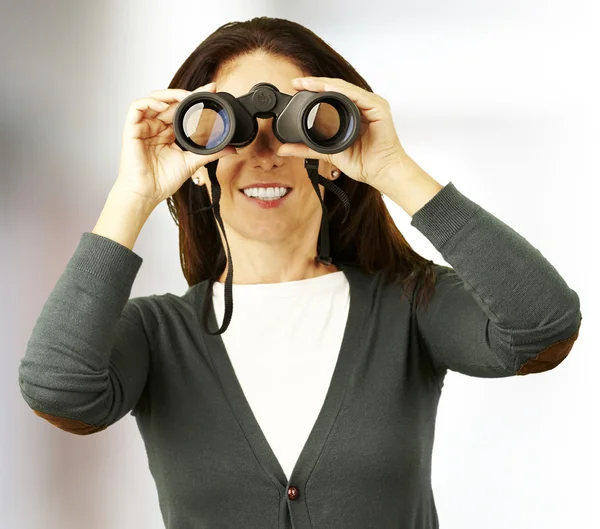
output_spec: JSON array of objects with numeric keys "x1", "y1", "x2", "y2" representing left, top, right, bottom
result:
[
  {"x1": 209, "y1": 157, "x2": 236, "y2": 183},
  {"x1": 204, "y1": 168, "x2": 235, "y2": 197}
]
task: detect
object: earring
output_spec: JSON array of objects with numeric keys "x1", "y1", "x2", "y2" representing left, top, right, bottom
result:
[
  {"x1": 192, "y1": 176, "x2": 200, "y2": 185},
  {"x1": 331, "y1": 169, "x2": 340, "y2": 179}
]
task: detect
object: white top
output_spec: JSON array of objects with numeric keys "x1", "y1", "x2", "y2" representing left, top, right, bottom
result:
[{"x1": 212, "y1": 271, "x2": 350, "y2": 481}]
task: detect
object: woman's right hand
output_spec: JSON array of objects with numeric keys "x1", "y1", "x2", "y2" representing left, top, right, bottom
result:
[{"x1": 113, "y1": 82, "x2": 237, "y2": 207}]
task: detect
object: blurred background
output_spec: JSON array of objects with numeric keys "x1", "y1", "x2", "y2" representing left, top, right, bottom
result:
[{"x1": 1, "y1": 1, "x2": 597, "y2": 528}]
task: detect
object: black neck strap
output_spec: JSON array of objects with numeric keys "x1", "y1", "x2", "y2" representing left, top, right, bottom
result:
[{"x1": 187, "y1": 158, "x2": 350, "y2": 335}]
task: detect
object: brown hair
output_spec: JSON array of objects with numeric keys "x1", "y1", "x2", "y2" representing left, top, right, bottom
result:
[{"x1": 165, "y1": 16, "x2": 437, "y2": 311}]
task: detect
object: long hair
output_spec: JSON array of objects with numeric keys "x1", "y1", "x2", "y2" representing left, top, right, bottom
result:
[{"x1": 165, "y1": 16, "x2": 436, "y2": 311}]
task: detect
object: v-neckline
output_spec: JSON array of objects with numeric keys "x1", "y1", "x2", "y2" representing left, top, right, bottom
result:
[{"x1": 196, "y1": 262, "x2": 368, "y2": 491}]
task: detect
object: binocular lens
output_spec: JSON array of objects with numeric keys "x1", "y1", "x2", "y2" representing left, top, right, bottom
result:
[
  {"x1": 304, "y1": 98, "x2": 354, "y2": 147},
  {"x1": 182, "y1": 100, "x2": 231, "y2": 150}
]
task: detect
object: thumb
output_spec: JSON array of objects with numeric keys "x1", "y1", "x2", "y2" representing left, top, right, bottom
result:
[
  {"x1": 277, "y1": 143, "x2": 329, "y2": 161},
  {"x1": 183, "y1": 146, "x2": 238, "y2": 173}
]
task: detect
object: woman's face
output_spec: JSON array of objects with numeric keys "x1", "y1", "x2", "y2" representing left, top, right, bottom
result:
[{"x1": 190, "y1": 52, "x2": 334, "y2": 245}]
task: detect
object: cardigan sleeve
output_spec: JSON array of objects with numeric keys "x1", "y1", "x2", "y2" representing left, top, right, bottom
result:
[
  {"x1": 18, "y1": 232, "x2": 155, "y2": 434},
  {"x1": 411, "y1": 182, "x2": 582, "y2": 379}
]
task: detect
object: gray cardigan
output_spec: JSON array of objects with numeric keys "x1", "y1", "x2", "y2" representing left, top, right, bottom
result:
[{"x1": 18, "y1": 182, "x2": 582, "y2": 528}]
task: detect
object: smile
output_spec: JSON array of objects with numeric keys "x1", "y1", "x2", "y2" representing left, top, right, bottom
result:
[{"x1": 239, "y1": 188, "x2": 293, "y2": 209}]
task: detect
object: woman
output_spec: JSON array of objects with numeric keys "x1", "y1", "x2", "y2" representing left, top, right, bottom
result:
[{"x1": 18, "y1": 16, "x2": 582, "y2": 529}]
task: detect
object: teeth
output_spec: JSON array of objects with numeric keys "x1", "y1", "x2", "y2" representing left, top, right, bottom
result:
[{"x1": 243, "y1": 187, "x2": 288, "y2": 199}]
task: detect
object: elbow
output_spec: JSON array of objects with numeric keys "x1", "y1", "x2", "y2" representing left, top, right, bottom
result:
[
  {"x1": 18, "y1": 371, "x2": 110, "y2": 436},
  {"x1": 516, "y1": 313, "x2": 582, "y2": 375},
  {"x1": 30, "y1": 409, "x2": 108, "y2": 435}
]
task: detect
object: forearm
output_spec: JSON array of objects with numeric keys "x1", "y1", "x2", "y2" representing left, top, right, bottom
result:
[
  {"x1": 371, "y1": 154, "x2": 444, "y2": 218},
  {"x1": 92, "y1": 187, "x2": 155, "y2": 251}
]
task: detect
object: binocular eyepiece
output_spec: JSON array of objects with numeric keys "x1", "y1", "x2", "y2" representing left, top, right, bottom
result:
[{"x1": 173, "y1": 82, "x2": 361, "y2": 155}]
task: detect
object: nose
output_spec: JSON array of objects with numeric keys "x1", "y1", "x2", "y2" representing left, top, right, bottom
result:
[{"x1": 244, "y1": 117, "x2": 285, "y2": 171}]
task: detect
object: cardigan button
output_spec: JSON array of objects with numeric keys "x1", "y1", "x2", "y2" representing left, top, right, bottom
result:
[{"x1": 287, "y1": 486, "x2": 299, "y2": 500}]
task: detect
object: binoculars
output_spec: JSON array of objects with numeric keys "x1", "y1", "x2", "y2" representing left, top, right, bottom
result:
[{"x1": 173, "y1": 82, "x2": 361, "y2": 155}]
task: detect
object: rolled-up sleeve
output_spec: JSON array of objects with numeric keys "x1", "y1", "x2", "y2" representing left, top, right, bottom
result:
[{"x1": 411, "y1": 182, "x2": 582, "y2": 379}]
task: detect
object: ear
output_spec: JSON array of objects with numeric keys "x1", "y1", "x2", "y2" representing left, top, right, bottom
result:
[
  {"x1": 191, "y1": 166, "x2": 208, "y2": 186},
  {"x1": 318, "y1": 160, "x2": 338, "y2": 180}
]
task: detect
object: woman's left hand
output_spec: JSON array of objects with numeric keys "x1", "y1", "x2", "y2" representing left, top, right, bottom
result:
[{"x1": 277, "y1": 76, "x2": 407, "y2": 187}]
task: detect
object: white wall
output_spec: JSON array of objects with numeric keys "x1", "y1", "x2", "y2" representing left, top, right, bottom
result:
[{"x1": 2, "y1": 1, "x2": 597, "y2": 528}]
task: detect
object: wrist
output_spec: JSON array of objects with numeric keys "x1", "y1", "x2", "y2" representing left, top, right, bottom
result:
[
  {"x1": 371, "y1": 153, "x2": 445, "y2": 218},
  {"x1": 108, "y1": 186, "x2": 157, "y2": 216},
  {"x1": 371, "y1": 152, "x2": 415, "y2": 191}
]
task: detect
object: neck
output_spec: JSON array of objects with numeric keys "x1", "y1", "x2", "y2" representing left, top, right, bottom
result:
[{"x1": 218, "y1": 260, "x2": 339, "y2": 285}]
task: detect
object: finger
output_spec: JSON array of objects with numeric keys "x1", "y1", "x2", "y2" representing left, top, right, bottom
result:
[
  {"x1": 291, "y1": 77, "x2": 387, "y2": 123},
  {"x1": 191, "y1": 82, "x2": 217, "y2": 93},
  {"x1": 277, "y1": 143, "x2": 331, "y2": 163},
  {"x1": 137, "y1": 125, "x2": 174, "y2": 145},
  {"x1": 127, "y1": 97, "x2": 172, "y2": 127},
  {"x1": 145, "y1": 82, "x2": 218, "y2": 125},
  {"x1": 148, "y1": 82, "x2": 217, "y2": 103},
  {"x1": 181, "y1": 145, "x2": 238, "y2": 173}
]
